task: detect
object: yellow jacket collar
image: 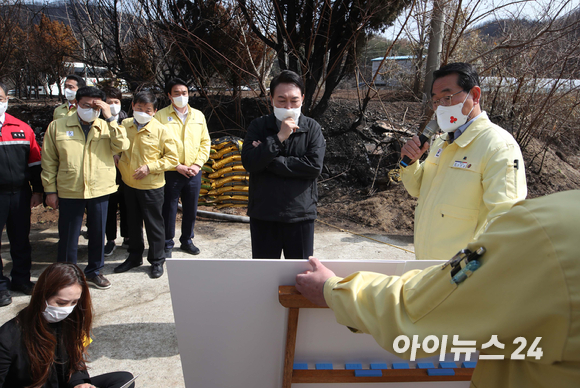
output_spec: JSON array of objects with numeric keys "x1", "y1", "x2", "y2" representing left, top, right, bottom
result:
[
  {"x1": 64, "y1": 113, "x2": 106, "y2": 132},
  {"x1": 125, "y1": 117, "x2": 159, "y2": 133},
  {"x1": 451, "y1": 111, "x2": 490, "y2": 148},
  {"x1": 170, "y1": 104, "x2": 191, "y2": 122}
]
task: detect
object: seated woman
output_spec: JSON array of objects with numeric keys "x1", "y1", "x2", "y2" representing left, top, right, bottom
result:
[{"x1": 0, "y1": 263, "x2": 135, "y2": 388}]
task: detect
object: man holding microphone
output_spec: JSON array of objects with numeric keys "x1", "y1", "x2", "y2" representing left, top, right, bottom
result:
[{"x1": 400, "y1": 62, "x2": 527, "y2": 261}]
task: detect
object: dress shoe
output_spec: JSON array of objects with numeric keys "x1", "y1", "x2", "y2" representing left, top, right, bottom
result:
[
  {"x1": 114, "y1": 258, "x2": 143, "y2": 273},
  {"x1": 86, "y1": 274, "x2": 112, "y2": 290},
  {"x1": 150, "y1": 263, "x2": 164, "y2": 279},
  {"x1": 180, "y1": 242, "x2": 200, "y2": 255},
  {"x1": 164, "y1": 248, "x2": 172, "y2": 258},
  {"x1": 11, "y1": 281, "x2": 35, "y2": 295},
  {"x1": 0, "y1": 290, "x2": 12, "y2": 307}
]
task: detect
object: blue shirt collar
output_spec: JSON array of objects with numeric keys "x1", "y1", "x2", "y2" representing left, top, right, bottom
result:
[
  {"x1": 449, "y1": 111, "x2": 486, "y2": 143},
  {"x1": 133, "y1": 119, "x2": 147, "y2": 131},
  {"x1": 77, "y1": 116, "x2": 92, "y2": 127}
]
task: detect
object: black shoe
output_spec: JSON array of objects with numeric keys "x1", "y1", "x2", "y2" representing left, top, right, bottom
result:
[
  {"x1": 86, "y1": 274, "x2": 112, "y2": 290},
  {"x1": 0, "y1": 290, "x2": 12, "y2": 307},
  {"x1": 180, "y1": 242, "x2": 200, "y2": 255},
  {"x1": 11, "y1": 281, "x2": 35, "y2": 295},
  {"x1": 121, "y1": 238, "x2": 130, "y2": 249},
  {"x1": 150, "y1": 263, "x2": 164, "y2": 279},
  {"x1": 114, "y1": 258, "x2": 143, "y2": 273},
  {"x1": 104, "y1": 240, "x2": 116, "y2": 256},
  {"x1": 164, "y1": 248, "x2": 172, "y2": 258}
]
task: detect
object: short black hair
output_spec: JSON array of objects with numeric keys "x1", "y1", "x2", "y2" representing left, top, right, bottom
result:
[
  {"x1": 432, "y1": 62, "x2": 480, "y2": 95},
  {"x1": 0, "y1": 81, "x2": 7, "y2": 96},
  {"x1": 270, "y1": 70, "x2": 305, "y2": 97},
  {"x1": 101, "y1": 86, "x2": 122, "y2": 101},
  {"x1": 133, "y1": 91, "x2": 157, "y2": 109},
  {"x1": 65, "y1": 74, "x2": 86, "y2": 88},
  {"x1": 165, "y1": 78, "x2": 188, "y2": 95},
  {"x1": 75, "y1": 86, "x2": 105, "y2": 102}
]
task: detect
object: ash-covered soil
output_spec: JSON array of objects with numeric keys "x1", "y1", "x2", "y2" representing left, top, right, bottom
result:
[{"x1": 12, "y1": 92, "x2": 580, "y2": 236}]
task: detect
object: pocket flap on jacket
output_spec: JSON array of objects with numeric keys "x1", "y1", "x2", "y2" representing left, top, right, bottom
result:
[
  {"x1": 449, "y1": 160, "x2": 481, "y2": 173},
  {"x1": 440, "y1": 204, "x2": 479, "y2": 221},
  {"x1": 97, "y1": 130, "x2": 110, "y2": 138}
]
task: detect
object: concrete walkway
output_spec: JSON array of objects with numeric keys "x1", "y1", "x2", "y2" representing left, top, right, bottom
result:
[{"x1": 0, "y1": 219, "x2": 414, "y2": 387}]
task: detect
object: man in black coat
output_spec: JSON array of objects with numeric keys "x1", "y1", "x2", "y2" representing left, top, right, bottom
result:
[{"x1": 242, "y1": 70, "x2": 326, "y2": 259}]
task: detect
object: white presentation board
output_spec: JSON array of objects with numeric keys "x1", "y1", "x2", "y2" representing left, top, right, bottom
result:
[{"x1": 167, "y1": 259, "x2": 471, "y2": 388}]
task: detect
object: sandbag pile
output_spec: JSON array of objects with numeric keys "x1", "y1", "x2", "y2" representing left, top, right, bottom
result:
[{"x1": 199, "y1": 136, "x2": 249, "y2": 209}]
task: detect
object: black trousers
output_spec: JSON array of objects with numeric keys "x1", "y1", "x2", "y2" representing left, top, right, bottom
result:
[
  {"x1": 250, "y1": 218, "x2": 314, "y2": 259},
  {"x1": 124, "y1": 186, "x2": 165, "y2": 265},
  {"x1": 106, "y1": 180, "x2": 128, "y2": 241},
  {"x1": 58, "y1": 195, "x2": 109, "y2": 277},
  {"x1": 78, "y1": 371, "x2": 134, "y2": 388},
  {"x1": 0, "y1": 188, "x2": 32, "y2": 290},
  {"x1": 162, "y1": 171, "x2": 201, "y2": 249}
]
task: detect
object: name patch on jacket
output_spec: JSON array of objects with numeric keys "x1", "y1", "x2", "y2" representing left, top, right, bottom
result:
[
  {"x1": 435, "y1": 148, "x2": 443, "y2": 157},
  {"x1": 11, "y1": 131, "x2": 25, "y2": 139},
  {"x1": 453, "y1": 161, "x2": 471, "y2": 169}
]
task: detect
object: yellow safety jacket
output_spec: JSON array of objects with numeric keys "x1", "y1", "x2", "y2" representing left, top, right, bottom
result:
[
  {"x1": 324, "y1": 190, "x2": 580, "y2": 388},
  {"x1": 53, "y1": 102, "x2": 76, "y2": 121},
  {"x1": 41, "y1": 114, "x2": 129, "y2": 199},
  {"x1": 154, "y1": 105, "x2": 211, "y2": 169},
  {"x1": 401, "y1": 113, "x2": 527, "y2": 260},
  {"x1": 117, "y1": 117, "x2": 178, "y2": 190}
]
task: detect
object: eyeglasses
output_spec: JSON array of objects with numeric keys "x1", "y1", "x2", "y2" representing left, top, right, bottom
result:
[{"x1": 431, "y1": 90, "x2": 465, "y2": 109}]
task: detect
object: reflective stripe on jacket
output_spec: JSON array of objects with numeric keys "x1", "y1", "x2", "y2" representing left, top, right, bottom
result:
[{"x1": 0, "y1": 113, "x2": 42, "y2": 193}]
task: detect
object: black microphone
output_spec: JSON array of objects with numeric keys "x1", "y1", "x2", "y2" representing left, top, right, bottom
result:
[{"x1": 399, "y1": 120, "x2": 439, "y2": 167}]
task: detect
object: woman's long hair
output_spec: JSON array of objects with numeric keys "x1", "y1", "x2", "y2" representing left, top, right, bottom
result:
[{"x1": 16, "y1": 263, "x2": 93, "y2": 388}]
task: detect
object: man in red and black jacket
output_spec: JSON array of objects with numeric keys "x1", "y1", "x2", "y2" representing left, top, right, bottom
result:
[{"x1": 0, "y1": 81, "x2": 43, "y2": 307}]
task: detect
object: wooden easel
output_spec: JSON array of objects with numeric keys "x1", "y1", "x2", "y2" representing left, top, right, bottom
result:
[{"x1": 278, "y1": 286, "x2": 473, "y2": 387}]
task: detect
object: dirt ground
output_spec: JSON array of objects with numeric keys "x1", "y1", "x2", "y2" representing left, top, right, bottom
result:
[{"x1": 14, "y1": 94, "x2": 580, "y2": 235}]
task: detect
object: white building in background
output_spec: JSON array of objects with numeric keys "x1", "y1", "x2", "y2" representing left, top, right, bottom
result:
[
  {"x1": 371, "y1": 55, "x2": 416, "y2": 87},
  {"x1": 10, "y1": 62, "x2": 128, "y2": 97},
  {"x1": 38, "y1": 62, "x2": 111, "y2": 96},
  {"x1": 480, "y1": 76, "x2": 580, "y2": 93}
]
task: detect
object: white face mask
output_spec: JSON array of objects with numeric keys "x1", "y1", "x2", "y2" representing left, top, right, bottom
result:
[
  {"x1": 65, "y1": 88, "x2": 77, "y2": 102},
  {"x1": 133, "y1": 111, "x2": 153, "y2": 125},
  {"x1": 77, "y1": 106, "x2": 100, "y2": 123},
  {"x1": 109, "y1": 103, "x2": 121, "y2": 116},
  {"x1": 42, "y1": 301, "x2": 75, "y2": 323},
  {"x1": 172, "y1": 95, "x2": 188, "y2": 109},
  {"x1": 273, "y1": 106, "x2": 301, "y2": 124},
  {"x1": 0, "y1": 100, "x2": 7, "y2": 117},
  {"x1": 436, "y1": 93, "x2": 474, "y2": 133}
]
